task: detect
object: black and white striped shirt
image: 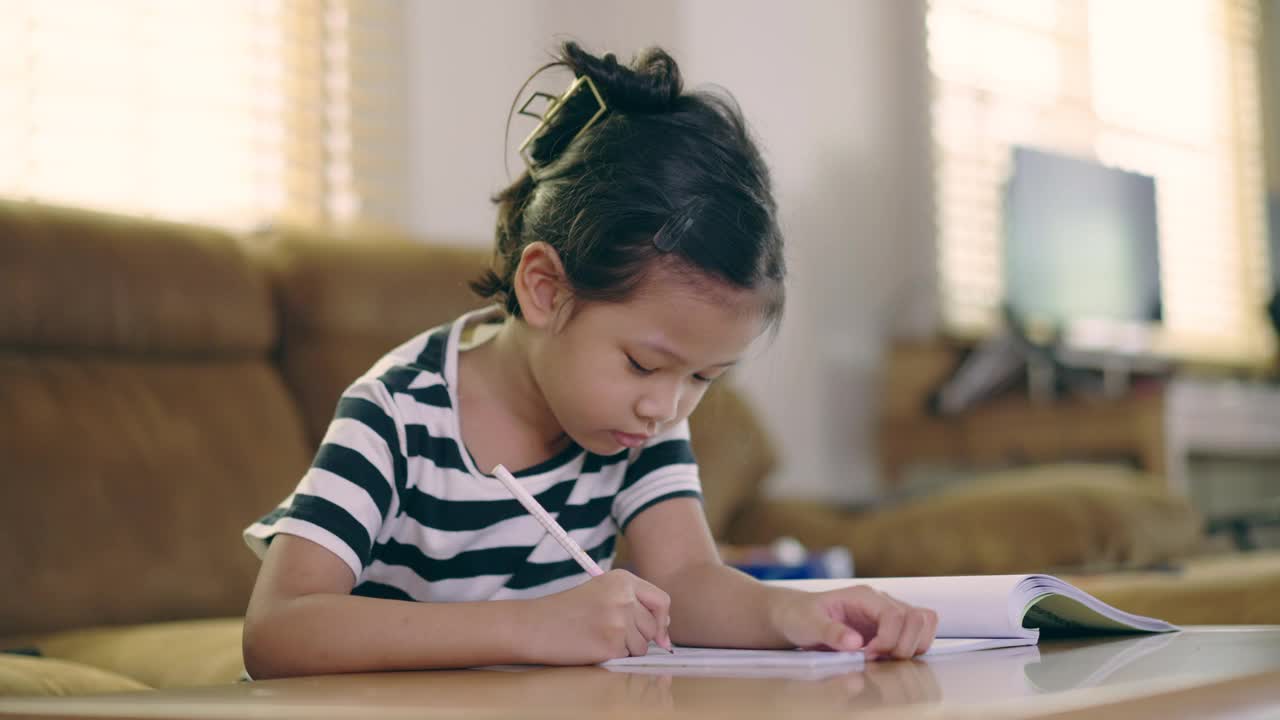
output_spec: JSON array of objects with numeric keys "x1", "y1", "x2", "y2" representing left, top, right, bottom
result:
[{"x1": 243, "y1": 306, "x2": 702, "y2": 602}]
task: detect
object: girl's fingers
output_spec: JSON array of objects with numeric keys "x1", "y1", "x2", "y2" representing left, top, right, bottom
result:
[
  {"x1": 625, "y1": 623, "x2": 651, "y2": 658},
  {"x1": 632, "y1": 578, "x2": 673, "y2": 650},
  {"x1": 916, "y1": 608, "x2": 939, "y2": 656},
  {"x1": 861, "y1": 594, "x2": 907, "y2": 659},
  {"x1": 814, "y1": 588, "x2": 939, "y2": 660},
  {"x1": 893, "y1": 609, "x2": 925, "y2": 659},
  {"x1": 632, "y1": 601, "x2": 659, "y2": 645},
  {"x1": 822, "y1": 619, "x2": 864, "y2": 652}
]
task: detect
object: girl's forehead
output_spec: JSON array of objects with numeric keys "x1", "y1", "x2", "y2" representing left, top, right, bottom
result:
[
  {"x1": 633, "y1": 260, "x2": 762, "y2": 305},
  {"x1": 586, "y1": 273, "x2": 767, "y2": 357}
]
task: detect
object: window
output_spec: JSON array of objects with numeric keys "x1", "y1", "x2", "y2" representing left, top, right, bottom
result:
[
  {"x1": 928, "y1": 0, "x2": 1273, "y2": 366},
  {"x1": 0, "y1": 0, "x2": 406, "y2": 231}
]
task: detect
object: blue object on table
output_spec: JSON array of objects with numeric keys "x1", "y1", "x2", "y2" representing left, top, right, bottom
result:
[
  {"x1": 732, "y1": 548, "x2": 854, "y2": 580},
  {"x1": 734, "y1": 560, "x2": 826, "y2": 581}
]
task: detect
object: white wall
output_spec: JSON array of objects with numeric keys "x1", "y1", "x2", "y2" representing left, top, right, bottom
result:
[
  {"x1": 404, "y1": 0, "x2": 935, "y2": 502},
  {"x1": 404, "y1": 0, "x2": 683, "y2": 243}
]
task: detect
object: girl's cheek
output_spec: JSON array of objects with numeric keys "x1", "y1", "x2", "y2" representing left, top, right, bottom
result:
[{"x1": 677, "y1": 389, "x2": 703, "y2": 419}]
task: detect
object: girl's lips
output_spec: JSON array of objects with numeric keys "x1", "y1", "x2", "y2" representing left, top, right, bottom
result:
[{"x1": 612, "y1": 431, "x2": 650, "y2": 448}]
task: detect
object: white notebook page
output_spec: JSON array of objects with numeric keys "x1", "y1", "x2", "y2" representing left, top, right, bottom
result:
[{"x1": 603, "y1": 636, "x2": 1037, "y2": 669}]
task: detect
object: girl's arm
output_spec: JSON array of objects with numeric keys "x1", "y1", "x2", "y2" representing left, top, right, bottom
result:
[
  {"x1": 242, "y1": 534, "x2": 670, "y2": 678},
  {"x1": 625, "y1": 498, "x2": 937, "y2": 659}
]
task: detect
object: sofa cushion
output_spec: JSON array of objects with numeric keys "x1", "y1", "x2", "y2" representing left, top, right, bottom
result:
[
  {"x1": 262, "y1": 228, "x2": 492, "y2": 448},
  {"x1": 0, "y1": 200, "x2": 274, "y2": 356},
  {"x1": 727, "y1": 463, "x2": 1202, "y2": 576},
  {"x1": 0, "y1": 654, "x2": 150, "y2": 697},
  {"x1": 0, "y1": 618, "x2": 245, "y2": 691},
  {"x1": 0, "y1": 201, "x2": 313, "y2": 637},
  {"x1": 687, "y1": 382, "x2": 778, "y2": 539},
  {"x1": 0, "y1": 353, "x2": 313, "y2": 637}
]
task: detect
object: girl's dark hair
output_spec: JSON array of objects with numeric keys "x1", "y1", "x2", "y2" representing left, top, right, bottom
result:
[{"x1": 471, "y1": 41, "x2": 786, "y2": 327}]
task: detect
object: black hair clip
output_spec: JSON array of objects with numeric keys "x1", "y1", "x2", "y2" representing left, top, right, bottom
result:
[{"x1": 653, "y1": 197, "x2": 704, "y2": 252}]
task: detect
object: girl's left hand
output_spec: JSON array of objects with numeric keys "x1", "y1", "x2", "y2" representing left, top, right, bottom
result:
[{"x1": 769, "y1": 586, "x2": 938, "y2": 660}]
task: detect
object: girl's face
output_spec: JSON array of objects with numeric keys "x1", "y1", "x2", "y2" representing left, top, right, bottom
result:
[{"x1": 530, "y1": 269, "x2": 766, "y2": 456}]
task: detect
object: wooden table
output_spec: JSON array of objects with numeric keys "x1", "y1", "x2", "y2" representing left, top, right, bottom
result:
[{"x1": 1, "y1": 628, "x2": 1278, "y2": 719}]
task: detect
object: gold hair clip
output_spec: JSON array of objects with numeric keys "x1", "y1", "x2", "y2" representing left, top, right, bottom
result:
[{"x1": 517, "y1": 74, "x2": 608, "y2": 178}]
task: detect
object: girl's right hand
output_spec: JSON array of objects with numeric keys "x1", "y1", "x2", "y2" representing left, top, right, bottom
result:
[{"x1": 525, "y1": 569, "x2": 673, "y2": 665}]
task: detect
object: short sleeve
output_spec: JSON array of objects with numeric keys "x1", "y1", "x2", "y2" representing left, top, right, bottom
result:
[
  {"x1": 611, "y1": 420, "x2": 703, "y2": 532},
  {"x1": 243, "y1": 378, "x2": 405, "y2": 581}
]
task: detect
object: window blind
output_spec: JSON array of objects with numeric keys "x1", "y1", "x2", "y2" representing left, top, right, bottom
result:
[
  {"x1": 0, "y1": 0, "x2": 406, "y2": 231},
  {"x1": 927, "y1": 0, "x2": 1274, "y2": 366}
]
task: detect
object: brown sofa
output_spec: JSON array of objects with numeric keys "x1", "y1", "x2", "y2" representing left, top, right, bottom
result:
[{"x1": 0, "y1": 200, "x2": 1265, "y2": 697}]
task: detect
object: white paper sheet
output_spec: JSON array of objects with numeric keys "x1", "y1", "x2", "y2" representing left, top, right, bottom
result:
[{"x1": 602, "y1": 636, "x2": 1038, "y2": 669}]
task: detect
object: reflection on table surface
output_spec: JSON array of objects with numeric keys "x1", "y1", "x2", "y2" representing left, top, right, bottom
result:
[{"x1": 1, "y1": 628, "x2": 1278, "y2": 719}]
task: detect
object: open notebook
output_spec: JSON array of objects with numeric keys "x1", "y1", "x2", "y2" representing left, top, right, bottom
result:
[{"x1": 604, "y1": 574, "x2": 1176, "y2": 670}]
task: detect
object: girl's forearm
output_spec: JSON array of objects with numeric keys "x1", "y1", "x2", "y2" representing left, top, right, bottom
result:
[
  {"x1": 243, "y1": 592, "x2": 539, "y2": 679},
  {"x1": 654, "y1": 562, "x2": 801, "y2": 649}
]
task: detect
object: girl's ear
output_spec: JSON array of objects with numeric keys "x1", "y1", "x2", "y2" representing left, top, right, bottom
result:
[{"x1": 513, "y1": 242, "x2": 571, "y2": 331}]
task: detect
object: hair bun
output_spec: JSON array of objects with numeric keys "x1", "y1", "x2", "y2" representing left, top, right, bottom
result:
[{"x1": 561, "y1": 42, "x2": 682, "y2": 113}]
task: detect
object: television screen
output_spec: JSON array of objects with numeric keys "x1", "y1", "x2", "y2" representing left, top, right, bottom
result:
[{"x1": 1003, "y1": 147, "x2": 1162, "y2": 328}]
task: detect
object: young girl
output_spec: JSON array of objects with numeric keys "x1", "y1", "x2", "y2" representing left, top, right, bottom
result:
[{"x1": 242, "y1": 42, "x2": 937, "y2": 678}]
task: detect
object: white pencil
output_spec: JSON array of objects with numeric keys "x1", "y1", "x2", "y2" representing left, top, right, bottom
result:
[{"x1": 492, "y1": 464, "x2": 604, "y2": 577}]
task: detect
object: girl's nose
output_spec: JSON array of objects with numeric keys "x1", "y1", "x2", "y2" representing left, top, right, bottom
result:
[{"x1": 636, "y1": 381, "x2": 681, "y2": 427}]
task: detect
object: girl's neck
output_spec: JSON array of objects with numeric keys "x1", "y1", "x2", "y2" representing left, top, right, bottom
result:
[{"x1": 459, "y1": 318, "x2": 571, "y2": 461}]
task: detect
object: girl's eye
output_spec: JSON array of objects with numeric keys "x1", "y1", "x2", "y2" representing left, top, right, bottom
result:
[
  {"x1": 626, "y1": 354, "x2": 654, "y2": 375},
  {"x1": 693, "y1": 373, "x2": 715, "y2": 384}
]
